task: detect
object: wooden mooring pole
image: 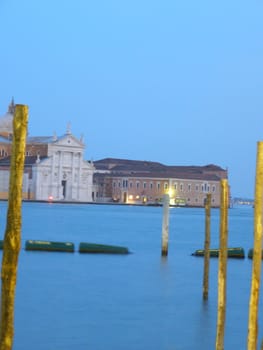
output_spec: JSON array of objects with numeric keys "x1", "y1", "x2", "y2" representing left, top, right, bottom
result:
[
  {"x1": 215, "y1": 179, "x2": 229, "y2": 350},
  {"x1": 0, "y1": 105, "x2": 28, "y2": 350},
  {"x1": 203, "y1": 193, "x2": 211, "y2": 300},
  {"x1": 161, "y1": 194, "x2": 170, "y2": 256},
  {"x1": 247, "y1": 141, "x2": 263, "y2": 350}
]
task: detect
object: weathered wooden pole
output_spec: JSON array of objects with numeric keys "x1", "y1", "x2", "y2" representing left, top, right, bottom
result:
[
  {"x1": 247, "y1": 141, "x2": 263, "y2": 350},
  {"x1": 0, "y1": 104, "x2": 28, "y2": 350},
  {"x1": 203, "y1": 193, "x2": 212, "y2": 300},
  {"x1": 215, "y1": 179, "x2": 229, "y2": 350},
  {"x1": 161, "y1": 194, "x2": 170, "y2": 256}
]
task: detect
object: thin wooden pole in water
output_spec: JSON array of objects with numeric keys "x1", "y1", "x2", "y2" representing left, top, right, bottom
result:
[
  {"x1": 161, "y1": 194, "x2": 170, "y2": 256},
  {"x1": 203, "y1": 193, "x2": 211, "y2": 300},
  {"x1": 0, "y1": 105, "x2": 28, "y2": 350},
  {"x1": 215, "y1": 179, "x2": 229, "y2": 350},
  {"x1": 247, "y1": 141, "x2": 263, "y2": 350}
]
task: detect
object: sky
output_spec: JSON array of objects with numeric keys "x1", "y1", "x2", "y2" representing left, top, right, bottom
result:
[{"x1": 1, "y1": 0, "x2": 263, "y2": 199}]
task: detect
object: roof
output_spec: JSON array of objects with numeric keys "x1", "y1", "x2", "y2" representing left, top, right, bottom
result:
[
  {"x1": 0, "y1": 135, "x2": 11, "y2": 143},
  {"x1": 27, "y1": 136, "x2": 54, "y2": 144},
  {"x1": 0, "y1": 155, "x2": 47, "y2": 167},
  {"x1": 94, "y1": 158, "x2": 227, "y2": 176},
  {"x1": 94, "y1": 158, "x2": 166, "y2": 172}
]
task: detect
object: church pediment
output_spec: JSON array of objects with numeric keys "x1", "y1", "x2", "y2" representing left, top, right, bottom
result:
[{"x1": 53, "y1": 134, "x2": 84, "y2": 149}]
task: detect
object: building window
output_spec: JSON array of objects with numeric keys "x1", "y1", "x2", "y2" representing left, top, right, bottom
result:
[
  {"x1": 164, "y1": 183, "x2": 168, "y2": 190},
  {"x1": 143, "y1": 182, "x2": 147, "y2": 189},
  {"x1": 174, "y1": 183, "x2": 177, "y2": 190},
  {"x1": 118, "y1": 181, "x2": 121, "y2": 187},
  {"x1": 212, "y1": 185, "x2": 216, "y2": 192},
  {"x1": 150, "y1": 182, "x2": 153, "y2": 189},
  {"x1": 195, "y1": 184, "x2": 199, "y2": 192},
  {"x1": 129, "y1": 182, "x2": 133, "y2": 188},
  {"x1": 195, "y1": 198, "x2": 198, "y2": 202},
  {"x1": 188, "y1": 184, "x2": 191, "y2": 192},
  {"x1": 180, "y1": 183, "x2": 183, "y2": 191},
  {"x1": 113, "y1": 181, "x2": 116, "y2": 188},
  {"x1": 136, "y1": 181, "x2": 140, "y2": 189},
  {"x1": 157, "y1": 182, "x2": 160, "y2": 190},
  {"x1": 207, "y1": 185, "x2": 210, "y2": 192},
  {"x1": 202, "y1": 183, "x2": 209, "y2": 192}
]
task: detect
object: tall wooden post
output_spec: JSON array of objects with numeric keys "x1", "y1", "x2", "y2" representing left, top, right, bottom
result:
[
  {"x1": 203, "y1": 193, "x2": 211, "y2": 300},
  {"x1": 0, "y1": 105, "x2": 28, "y2": 350},
  {"x1": 247, "y1": 141, "x2": 263, "y2": 350},
  {"x1": 216, "y1": 179, "x2": 229, "y2": 350},
  {"x1": 161, "y1": 194, "x2": 170, "y2": 256}
]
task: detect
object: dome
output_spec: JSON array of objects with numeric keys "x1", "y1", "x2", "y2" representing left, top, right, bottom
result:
[
  {"x1": 0, "y1": 99, "x2": 15, "y2": 136},
  {"x1": 0, "y1": 112, "x2": 13, "y2": 133}
]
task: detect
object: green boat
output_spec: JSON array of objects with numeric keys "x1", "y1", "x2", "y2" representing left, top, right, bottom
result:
[
  {"x1": 192, "y1": 247, "x2": 245, "y2": 259},
  {"x1": 25, "y1": 240, "x2": 74, "y2": 252},
  {"x1": 79, "y1": 242, "x2": 129, "y2": 254},
  {"x1": 247, "y1": 249, "x2": 263, "y2": 259}
]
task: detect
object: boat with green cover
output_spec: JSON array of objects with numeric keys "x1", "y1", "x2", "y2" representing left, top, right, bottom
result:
[
  {"x1": 25, "y1": 240, "x2": 74, "y2": 252},
  {"x1": 192, "y1": 247, "x2": 245, "y2": 258},
  {"x1": 79, "y1": 242, "x2": 129, "y2": 254}
]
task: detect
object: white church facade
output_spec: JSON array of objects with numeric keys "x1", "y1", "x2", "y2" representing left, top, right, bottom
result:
[
  {"x1": 0, "y1": 100, "x2": 95, "y2": 202},
  {"x1": 31, "y1": 133, "x2": 95, "y2": 201}
]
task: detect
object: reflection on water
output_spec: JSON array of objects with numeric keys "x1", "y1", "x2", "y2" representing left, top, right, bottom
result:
[{"x1": 0, "y1": 202, "x2": 260, "y2": 349}]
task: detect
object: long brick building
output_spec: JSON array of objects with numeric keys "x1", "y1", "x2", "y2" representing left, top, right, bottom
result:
[{"x1": 93, "y1": 158, "x2": 228, "y2": 207}]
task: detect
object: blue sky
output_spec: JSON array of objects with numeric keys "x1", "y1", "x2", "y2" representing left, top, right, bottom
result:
[{"x1": 1, "y1": 0, "x2": 263, "y2": 198}]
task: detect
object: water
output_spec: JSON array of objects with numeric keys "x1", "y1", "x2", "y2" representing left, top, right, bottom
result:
[{"x1": 0, "y1": 202, "x2": 261, "y2": 349}]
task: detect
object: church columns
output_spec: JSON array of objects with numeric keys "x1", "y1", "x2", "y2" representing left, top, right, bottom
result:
[
  {"x1": 58, "y1": 150, "x2": 63, "y2": 199},
  {"x1": 77, "y1": 152, "x2": 82, "y2": 199},
  {"x1": 71, "y1": 152, "x2": 76, "y2": 199}
]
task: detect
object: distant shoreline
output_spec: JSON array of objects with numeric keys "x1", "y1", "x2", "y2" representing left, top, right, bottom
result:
[{"x1": 0, "y1": 198, "x2": 249, "y2": 209}]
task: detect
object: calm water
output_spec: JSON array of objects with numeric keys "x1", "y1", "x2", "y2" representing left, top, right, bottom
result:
[{"x1": 0, "y1": 202, "x2": 261, "y2": 349}]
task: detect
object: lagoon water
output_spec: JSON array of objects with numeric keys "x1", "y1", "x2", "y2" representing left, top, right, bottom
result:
[{"x1": 0, "y1": 202, "x2": 261, "y2": 349}]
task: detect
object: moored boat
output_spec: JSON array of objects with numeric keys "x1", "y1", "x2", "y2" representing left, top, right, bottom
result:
[
  {"x1": 25, "y1": 240, "x2": 74, "y2": 252},
  {"x1": 192, "y1": 247, "x2": 245, "y2": 259},
  {"x1": 79, "y1": 242, "x2": 130, "y2": 254}
]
